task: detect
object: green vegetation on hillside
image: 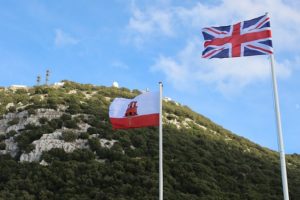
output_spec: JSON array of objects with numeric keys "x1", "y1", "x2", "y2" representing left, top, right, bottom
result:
[{"x1": 0, "y1": 81, "x2": 299, "y2": 199}]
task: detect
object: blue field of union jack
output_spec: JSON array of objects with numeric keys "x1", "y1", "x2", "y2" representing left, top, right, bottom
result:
[{"x1": 202, "y1": 14, "x2": 273, "y2": 59}]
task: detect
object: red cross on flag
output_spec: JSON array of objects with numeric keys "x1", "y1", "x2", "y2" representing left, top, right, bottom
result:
[{"x1": 109, "y1": 92, "x2": 159, "y2": 129}]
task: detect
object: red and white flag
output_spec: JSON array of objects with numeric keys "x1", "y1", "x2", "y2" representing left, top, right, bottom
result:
[{"x1": 109, "y1": 92, "x2": 160, "y2": 129}]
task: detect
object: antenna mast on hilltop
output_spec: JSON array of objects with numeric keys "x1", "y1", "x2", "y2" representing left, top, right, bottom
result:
[
  {"x1": 36, "y1": 75, "x2": 41, "y2": 86},
  {"x1": 45, "y1": 70, "x2": 50, "y2": 85}
]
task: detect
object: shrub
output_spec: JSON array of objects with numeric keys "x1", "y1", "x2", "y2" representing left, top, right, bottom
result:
[
  {"x1": 47, "y1": 98, "x2": 58, "y2": 109},
  {"x1": 15, "y1": 129, "x2": 43, "y2": 152},
  {"x1": 0, "y1": 134, "x2": 6, "y2": 141},
  {"x1": 131, "y1": 135, "x2": 145, "y2": 148},
  {"x1": 64, "y1": 120, "x2": 78, "y2": 129},
  {"x1": 78, "y1": 132, "x2": 89, "y2": 139},
  {"x1": 41, "y1": 148, "x2": 69, "y2": 162},
  {"x1": 0, "y1": 142, "x2": 6, "y2": 150},
  {"x1": 24, "y1": 144, "x2": 35, "y2": 153},
  {"x1": 7, "y1": 118, "x2": 19, "y2": 126},
  {"x1": 61, "y1": 113, "x2": 71, "y2": 121},
  {"x1": 40, "y1": 124, "x2": 54, "y2": 134},
  {"x1": 61, "y1": 131, "x2": 77, "y2": 142},
  {"x1": 67, "y1": 103, "x2": 81, "y2": 114},
  {"x1": 119, "y1": 135, "x2": 131, "y2": 148},
  {"x1": 111, "y1": 142, "x2": 123, "y2": 153},
  {"x1": 27, "y1": 108, "x2": 36, "y2": 115},
  {"x1": 8, "y1": 106, "x2": 16, "y2": 113},
  {"x1": 88, "y1": 138, "x2": 101, "y2": 151},
  {"x1": 49, "y1": 118, "x2": 63, "y2": 129},
  {"x1": 6, "y1": 130, "x2": 18, "y2": 138},
  {"x1": 69, "y1": 149, "x2": 95, "y2": 162},
  {"x1": 87, "y1": 127, "x2": 98, "y2": 135},
  {"x1": 24, "y1": 123, "x2": 37, "y2": 130},
  {"x1": 39, "y1": 117, "x2": 48, "y2": 124}
]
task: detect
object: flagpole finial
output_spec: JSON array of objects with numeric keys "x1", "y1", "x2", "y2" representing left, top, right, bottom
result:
[{"x1": 159, "y1": 81, "x2": 163, "y2": 87}]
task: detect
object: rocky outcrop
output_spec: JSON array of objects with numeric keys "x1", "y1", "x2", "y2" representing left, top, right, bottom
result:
[
  {"x1": 0, "y1": 108, "x2": 64, "y2": 133},
  {"x1": 20, "y1": 131, "x2": 88, "y2": 162},
  {"x1": 0, "y1": 104, "x2": 117, "y2": 163}
]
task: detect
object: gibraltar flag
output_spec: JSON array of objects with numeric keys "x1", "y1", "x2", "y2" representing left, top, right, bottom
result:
[{"x1": 109, "y1": 92, "x2": 160, "y2": 129}]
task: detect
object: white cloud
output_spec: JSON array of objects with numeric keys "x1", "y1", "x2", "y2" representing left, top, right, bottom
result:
[
  {"x1": 54, "y1": 29, "x2": 79, "y2": 47},
  {"x1": 126, "y1": 1, "x2": 174, "y2": 45},
  {"x1": 129, "y1": 0, "x2": 300, "y2": 94},
  {"x1": 174, "y1": 0, "x2": 300, "y2": 53},
  {"x1": 127, "y1": 0, "x2": 300, "y2": 51},
  {"x1": 152, "y1": 38, "x2": 292, "y2": 94}
]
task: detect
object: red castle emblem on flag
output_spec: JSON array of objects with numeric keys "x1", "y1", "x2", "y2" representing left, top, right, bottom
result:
[{"x1": 125, "y1": 101, "x2": 138, "y2": 117}]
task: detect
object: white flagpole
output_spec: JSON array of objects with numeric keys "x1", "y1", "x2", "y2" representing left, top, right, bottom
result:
[
  {"x1": 269, "y1": 54, "x2": 289, "y2": 200},
  {"x1": 159, "y1": 82, "x2": 163, "y2": 200}
]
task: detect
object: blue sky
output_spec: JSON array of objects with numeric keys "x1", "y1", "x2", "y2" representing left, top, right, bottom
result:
[{"x1": 0, "y1": 0, "x2": 299, "y2": 153}]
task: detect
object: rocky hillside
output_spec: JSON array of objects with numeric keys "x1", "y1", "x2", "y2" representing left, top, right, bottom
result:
[{"x1": 0, "y1": 81, "x2": 299, "y2": 199}]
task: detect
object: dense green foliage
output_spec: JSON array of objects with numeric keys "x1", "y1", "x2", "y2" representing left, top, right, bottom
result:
[{"x1": 0, "y1": 81, "x2": 299, "y2": 199}]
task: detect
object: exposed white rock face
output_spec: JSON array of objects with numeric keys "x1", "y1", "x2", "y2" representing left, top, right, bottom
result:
[
  {"x1": 57, "y1": 104, "x2": 68, "y2": 111},
  {"x1": 2, "y1": 109, "x2": 64, "y2": 133},
  {"x1": 164, "y1": 113, "x2": 208, "y2": 131},
  {"x1": 0, "y1": 138, "x2": 19, "y2": 157},
  {"x1": 89, "y1": 134, "x2": 117, "y2": 149},
  {"x1": 83, "y1": 91, "x2": 97, "y2": 99},
  {"x1": 243, "y1": 148, "x2": 251, "y2": 153},
  {"x1": 17, "y1": 103, "x2": 33, "y2": 111},
  {"x1": 182, "y1": 118, "x2": 192, "y2": 128},
  {"x1": 68, "y1": 90, "x2": 77, "y2": 94},
  {"x1": 99, "y1": 139, "x2": 117, "y2": 149},
  {"x1": 35, "y1": 108, "x2": 63, "y2": 119},
  {"x1": 130, "y1": 145, "x2": 136, "y2": 150},
  {"x1": 104, "y1": 97, "x2": 111, "y2": 102},
  {"x1": 183, "y1": 118, "x2": 207, "y2": 130},
  {"x1": 40, "y1": 160, "x2": 49, "y2": 166},
  {"x1": 6, "y1": 125, "x2": 21, "y2": 133},
  {"x1": 19, "y1": 128, "x2": 117, "y2": 162},
  {"x1": 4, "y1": 111, "x2": 26, "y2": 120},
  {"x1": 0, "y1": 105, "x2": 118, "y2": 163},
  {"x1": 168, "y1": 118, "x2": 181, "y2": 129},
  {"x1": 20, "y1": 131, "x2": 89, "y2": 162},
  {"x1": 77, "y1": 122, "x2": 90, "y2": 132},
  {"x1": 5, "y1": 103, "x2": 15, "y2": 110},
  {"x1": 39, "y1": 95, "x2": 46, "y2": 101}
]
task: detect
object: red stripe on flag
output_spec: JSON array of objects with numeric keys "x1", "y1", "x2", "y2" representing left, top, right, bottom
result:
[
  {"x1": 110, "y1": 113, "x2": 159, "y2": 129},
  {"x1": 247, "y1": 44, "x2": 273, "y2": 54},
  {"x1": 254, "y1": 17, "x2": 269, "y2": 29},
  {"x1": 204, "y1": 30, "x2": 271, "y2": 47},
  {"x1": 205, "y1": 28, "x2": 227, "y2": 35},
  {"x1": 202, "y1": 47, "x2": 225, "y2": 58}
]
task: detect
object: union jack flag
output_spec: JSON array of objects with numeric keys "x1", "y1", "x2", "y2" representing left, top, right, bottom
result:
[{"x1": 202, "y1": 14, "x2": 273, "y2": 59}]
